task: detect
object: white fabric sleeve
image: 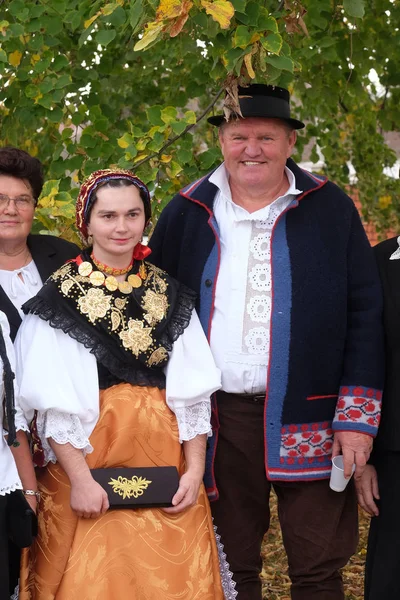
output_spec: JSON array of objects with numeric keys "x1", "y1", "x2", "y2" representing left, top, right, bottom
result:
[
  {"x1": 14, "y1": 314, "x2": 99, "y2": 464},
  {"x1": 164, "y1": 309, "x2": 221, "y2": 442}
]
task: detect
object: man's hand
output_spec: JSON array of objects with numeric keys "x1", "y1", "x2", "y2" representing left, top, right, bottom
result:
[
  {"x1": 355, "y1": 464, "x2": 379, "y2": 517},
  {"x1": 162, "y1": 470, "x2": 202, "y2": 515},
  {"x1": 332, "y1": 431, "x2": 373, "y2": 480}
]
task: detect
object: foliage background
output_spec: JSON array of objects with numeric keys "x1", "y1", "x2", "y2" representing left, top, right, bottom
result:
[{"x1": 0, "y1": 0, "x2": 399, "y2": 243}]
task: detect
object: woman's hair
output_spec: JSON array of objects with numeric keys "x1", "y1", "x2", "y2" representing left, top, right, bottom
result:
[
  {"x1": 87, "y1": 178, "x2": 152, "y2": 224},
  {"x1": 0, "y1": 146, "x2": 44, "y2": 202}
]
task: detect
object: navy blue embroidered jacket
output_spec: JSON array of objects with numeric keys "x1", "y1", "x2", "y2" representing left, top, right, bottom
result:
[{"x1": 149, "y1": 158, "x2": 385, "y2": 497}]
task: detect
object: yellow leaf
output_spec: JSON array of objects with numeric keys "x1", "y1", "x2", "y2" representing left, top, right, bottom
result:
[
  {"x1": 378, "y1": 195, "x2": 392, "y2": 209},
  {"x1": 200, "y1": 0, "x2": 234, "y2": 29},
  {"x1": 31, "y1": 54, "x2": 40, "y2": 65},
  {"x1": 0, "y1": 20, "x2": 9, "y2": 36},
  {"x1": 9, "y1": 50, "x2": 22, "y2": 67},
  {"x1": 84, "y1": 12, "x2": 101, "y2": 29},
  {"x1": 148, "y1": 126, "x2": 160, "y2": 137},
  {"x1": 156, "y1": 0, "x2": 193, "y2": 20},
  {"x1": 244, "y1": 52, "x2": 255, "y2": 79},
  {"x1": 33, "y1": 92, "x2": 43, "y2": 104},
  {"x1": 136, "y1": 138, "x2": 148, "y2": 151},
  {"x1": 161, "y1": 154, "x2": 172, "y2": 163},
  {"x1": 117, "y1": 133, "x2": 132, "y2": 149},
  {"x1": 134, "y1": 21, "x2": 165, "y2": 51},
  {"x1": 102, "y1": 3, "x2": 119, "y2": 16},
  {"x1": 118, "y1": 139, "x2": 129, "y2": 149},
  {"x1": 133, "y1": 153, "x2": 149, "y2": 162},
  {"x1": 339, "y1": 130, "x2": 348, "y2": 142}
]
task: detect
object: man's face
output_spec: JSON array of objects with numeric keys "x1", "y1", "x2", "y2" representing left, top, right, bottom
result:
[{"x1": 219, "y1": 118, "x2": 297, "y2": 191}]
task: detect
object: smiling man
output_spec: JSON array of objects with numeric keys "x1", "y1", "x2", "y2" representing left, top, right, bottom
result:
[{"x1": 149, "y1": 84, "x2": 384, "y2": 600}]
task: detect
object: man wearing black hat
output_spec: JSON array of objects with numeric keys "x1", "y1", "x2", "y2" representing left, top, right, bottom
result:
[{"x1": 149, "y1": 84, "x2": 384, "y2": 600}]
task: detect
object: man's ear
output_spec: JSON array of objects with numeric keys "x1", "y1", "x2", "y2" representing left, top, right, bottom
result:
[{"x1": 287, "y1": 130, "x2": 297, "y2": 157}]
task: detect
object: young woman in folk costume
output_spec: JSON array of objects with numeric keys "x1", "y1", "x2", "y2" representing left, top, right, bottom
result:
[{"x1": 15, "y1": 169, "x2": 236, "y2": 599}]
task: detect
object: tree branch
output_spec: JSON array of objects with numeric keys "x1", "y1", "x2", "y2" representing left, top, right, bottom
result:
[{"x1": 133, "y1": 87, "x2": 225, "y2": 169}]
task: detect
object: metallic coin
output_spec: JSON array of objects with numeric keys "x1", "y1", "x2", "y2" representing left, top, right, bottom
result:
[
  {"x1": 127, "y1": 274, "x2": 142, "y2": 288},
  {"x1": 119, "y1": 281, "x2": 133, "y2": 294},
  {"x1": 89, "y1": 270, "x2": 105, "y2": 286},
  {"x1": 78, "y1": 261, "x2": 93, "y2": 277},
  {"x1": 105, "y1": 276, "x2": 118, "y2": 292}
]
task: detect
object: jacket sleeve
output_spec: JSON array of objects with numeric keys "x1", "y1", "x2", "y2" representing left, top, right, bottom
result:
[{"x1": 332, "y1": 204, "x2": 385, "y2": 437}]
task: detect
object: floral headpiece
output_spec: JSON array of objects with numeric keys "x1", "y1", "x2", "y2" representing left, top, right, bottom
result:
[{"x1": 76, "y1": 169, "x2": 151, "y2": 245}]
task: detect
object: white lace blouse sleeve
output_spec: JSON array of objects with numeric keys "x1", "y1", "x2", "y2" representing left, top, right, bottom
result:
[
  {"x1": 14, "y1": 314, "x2": 99, "y2": 465},
  {"x1": 164, "y1": 309, "x2": 221, "y2": 442}
]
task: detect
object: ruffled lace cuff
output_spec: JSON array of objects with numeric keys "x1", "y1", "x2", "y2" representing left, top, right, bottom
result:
[
  {"x1": 36, "y1": 409, "x2": 93, "y2": 465},
  {"x1": 173, "y1": 400, "x2": 212, "y2": 442},
  {"x1": 15, "y1": 415, "x2": 29, "y2": 433}
]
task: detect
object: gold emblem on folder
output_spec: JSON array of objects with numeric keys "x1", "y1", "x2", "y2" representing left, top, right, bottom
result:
[{"x1": 108, "y1": 475, "x2": 152, "y2": 499}]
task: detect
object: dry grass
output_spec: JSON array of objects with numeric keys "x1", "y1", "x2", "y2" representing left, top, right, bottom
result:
[{"x1": 260, "y1": 492, "x2": 369, "y2": 599}]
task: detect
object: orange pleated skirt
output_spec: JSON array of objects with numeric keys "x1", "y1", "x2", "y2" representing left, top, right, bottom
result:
[{"x1": 19, "y1": 384, "x2": 224, "y2": 599}]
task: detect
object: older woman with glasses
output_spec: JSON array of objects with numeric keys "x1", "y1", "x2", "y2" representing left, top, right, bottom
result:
[
  {"x1": 0, "y1": 147, "x2": 79, "y2": 342},
  {"x1": 0, "y1": 146, "x2": 79, "y2": 596}
]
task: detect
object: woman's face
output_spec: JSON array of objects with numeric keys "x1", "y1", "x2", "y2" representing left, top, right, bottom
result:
[
  {"x1": 87, "y1": 184, "x2": 146, "y2": 265},
  {"x1": 0, "y1": 175, "x2": 35, "y2": 245}
]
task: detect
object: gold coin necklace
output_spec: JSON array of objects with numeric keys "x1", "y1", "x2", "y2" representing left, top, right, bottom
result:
[{"x1": 78, "y1": 257, "x2": 146, "y2": 294}]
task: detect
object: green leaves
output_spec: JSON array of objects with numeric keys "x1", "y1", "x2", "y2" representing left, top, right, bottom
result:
[
  {"x1": 0, "y1": 0, "x2": 397, "y2": 234},
  {"x1": 343, "y1": 0, "x2": 365, "y2": 18},
  {"x1": 96, "y1": 29, "x2": 117, "y2": 46}
]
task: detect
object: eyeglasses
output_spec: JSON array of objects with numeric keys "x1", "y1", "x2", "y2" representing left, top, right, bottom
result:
[{"x1": 0, "y1": 194, "x2": 35, "y2": 210}]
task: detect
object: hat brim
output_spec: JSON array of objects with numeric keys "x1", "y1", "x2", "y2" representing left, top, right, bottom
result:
[{"x1": 207, "y1": 114, "x2": 305, "y2": 130}]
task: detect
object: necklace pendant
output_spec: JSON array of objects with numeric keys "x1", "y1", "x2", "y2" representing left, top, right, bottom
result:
[
  {"x1": 127, "y1": 274, "x2": 142, "y2": 288},
  {"x1": 105, "y1": 275, "x2": 118, "y2": 291},
  {"x1": 78, "y1": 261, "x2": 93, "y2": 277},
  {"x1": 118, "y1": 280, "x2": 133, "y2": 294},
  {"x1": 139, "y1": 264, "x2": 147, "y2": 280},
  {"x1": 89, "y1": 270, "x2": 105, "y2": 286}
]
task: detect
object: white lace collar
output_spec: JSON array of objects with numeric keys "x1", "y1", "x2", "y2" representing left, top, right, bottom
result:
[{"x1": 389, "y1": 236, "x2": 400, "y2": 260}]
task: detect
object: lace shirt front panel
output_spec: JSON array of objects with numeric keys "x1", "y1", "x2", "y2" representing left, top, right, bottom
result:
[{"x1": 209, "y1": 164, "x2": 303, "y2": 394}]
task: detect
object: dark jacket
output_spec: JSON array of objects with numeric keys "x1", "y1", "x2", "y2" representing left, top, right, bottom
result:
[
  {"x1": 373, "y1": 236, "x2": 400, "y2": 453},
  {"x1": 149, "y1": 158, "x2": 385, "y2": 495},
  {"x1": 1, "y1": 234, "x2": 79, "y2": 341}
]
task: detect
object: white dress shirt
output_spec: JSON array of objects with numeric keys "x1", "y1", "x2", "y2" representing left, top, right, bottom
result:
[
  {"x1": 0, "y1": 260, "x2": 43, "y2": 318},
  {"x1": 208, "y1": 163, "x2": 302, "y2": 393}
]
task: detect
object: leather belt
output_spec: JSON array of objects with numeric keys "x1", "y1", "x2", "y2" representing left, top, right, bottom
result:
[{"x1": 232, "y1": 392, "x2": 266, "y2": 403}]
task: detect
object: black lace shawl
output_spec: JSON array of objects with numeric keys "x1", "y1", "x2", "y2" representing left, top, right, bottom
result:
[
  {"x1": 0, "y1": 324, "x2": 17, "y2": 446},
  {"x1": 23, "y1": 254, "x2": 196, "y2": 390}
]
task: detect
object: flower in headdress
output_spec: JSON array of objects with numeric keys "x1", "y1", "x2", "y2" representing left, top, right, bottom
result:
[
  {"x1": 119, "y1": 318, "x2": 153, "y2": 357},
  {"x1": 78, "y1": 288, "x2": 112, "y2": 323}
]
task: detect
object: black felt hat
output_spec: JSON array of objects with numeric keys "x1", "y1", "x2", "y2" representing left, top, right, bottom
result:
[{"x1": 208, "y1": 84, "x2": 305, "y2": 130}]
